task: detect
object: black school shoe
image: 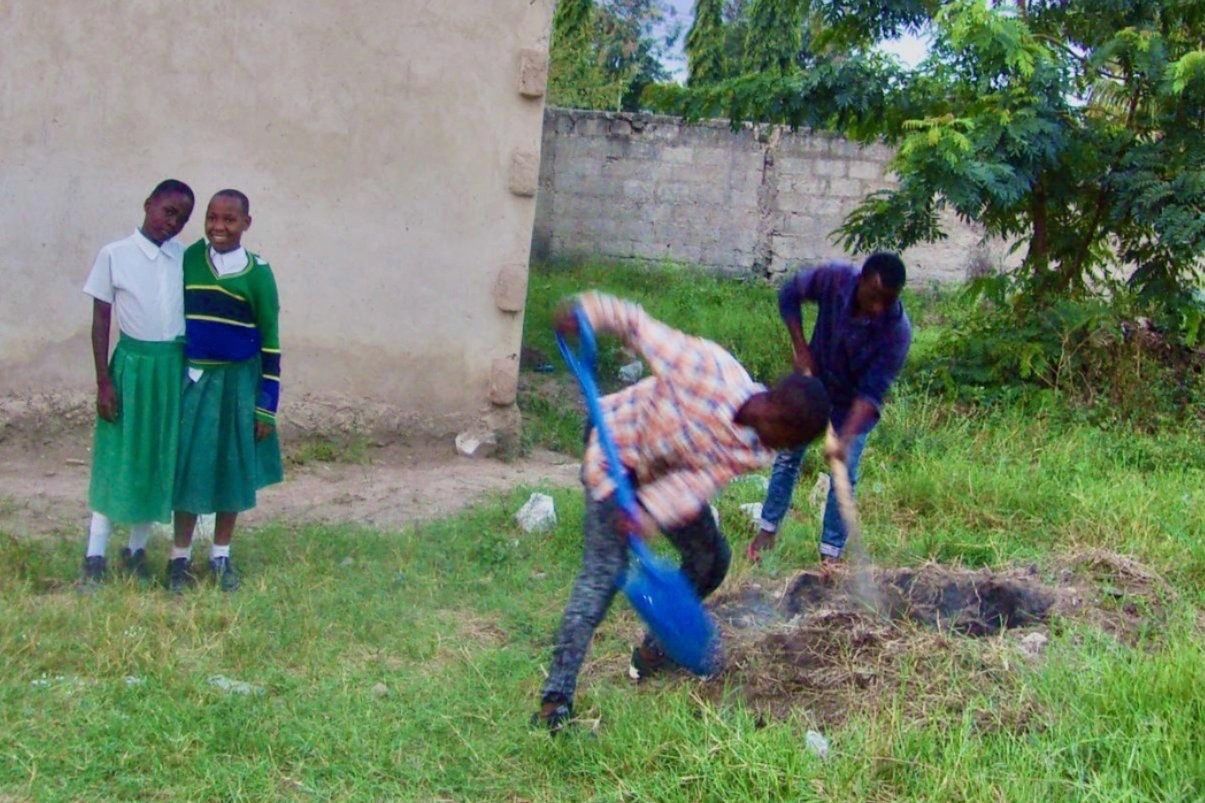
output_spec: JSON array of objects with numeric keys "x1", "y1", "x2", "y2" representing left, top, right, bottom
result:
[
  {"x1": 531, "y1": 694, "x2": 574, "y2": 734},
  {"x1": 80, "y1": 555, "x2": 107, "y2": 587},
  {"x1": 166, "y1": 557, "x2": 196, "y2": 594},
  {"x1": 120, "y1": 548, "x2": 151, "y2": 581},
  {"x1": 208, "y1": 557, "x2": 240, "y2": 592}
]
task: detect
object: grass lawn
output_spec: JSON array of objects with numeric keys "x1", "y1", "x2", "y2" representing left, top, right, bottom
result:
[{"x1": 1, "y1": 262, "x2": 1201, "y2": 801}]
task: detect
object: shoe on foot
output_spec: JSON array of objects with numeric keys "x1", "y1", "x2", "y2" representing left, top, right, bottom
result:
[
  {"x1": 628, "y1": 643, "x2": 675, "y2": 683},
  {"x1": 120, "y1": 547, "x2": 151, "y2": 581},
  {"x1": 531, "y1": 694, "x2": 573, "y2": 734},
  {"x1": 208, "y1": 556, "x2": 240, "y2": 592},
  {"x1": 81, "y1": 555, "x2": 107, "y2": 586},
  {"x1": 166, "y1": 557, "x2": 195, "y2": 594}
]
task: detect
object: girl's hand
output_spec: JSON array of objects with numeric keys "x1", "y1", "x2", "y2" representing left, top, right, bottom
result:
[
  {"x1": 96, "y1": 379, "x2": 119, "y2": 422},
  {"x1": 255, "y1": 420, "x2": 274, "y2": 442}
]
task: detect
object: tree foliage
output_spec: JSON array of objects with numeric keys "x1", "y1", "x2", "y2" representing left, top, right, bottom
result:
[
  {"x1": 547, "y1": 0, "x2": 680, "y2": 111},
  {"x1": 648, "y1": 0, "x2": 1205, "y2": 340},
  {"x1": 548, "y1": 0, "x2": 628, "y2": 109},
  {"x1": 742, "y1": 0, "x2": 808, "y2": 74},
  {"x1": 686, "y1": 0, "x2": 728, "y2": 86}
]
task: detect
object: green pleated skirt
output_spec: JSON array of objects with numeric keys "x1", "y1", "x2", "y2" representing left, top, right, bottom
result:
[
  {"x1": 89, "y1": 335, "x2": 184, "y2": 524},
  {"x1": 174, "y1": 358, "x2": 283, "y2": 514}
]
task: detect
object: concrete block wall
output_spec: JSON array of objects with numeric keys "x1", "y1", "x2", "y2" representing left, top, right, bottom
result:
[{"x1": 533, "y1": 108, "x2": 1015, "y2": 282}]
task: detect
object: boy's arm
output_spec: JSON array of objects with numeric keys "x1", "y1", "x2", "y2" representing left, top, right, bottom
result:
[
  {"x1": 779, "y1": 266, "x2": 842, "y2": 376},
  {"x1": 778, "y1": 273, "x2": 817, "y2": 376},
  {"x1": 558, "y1": 292, "x2": 695, "y2": 379},
  {"x1": 829, "y1": 325, "x2": 911, "y2": 460},
  {"x1": 91, "y1": 299, "x2": 118, "y2": 422},
  {"x1": 252, "y1": 264, "x2": 282, "y2": 438}
]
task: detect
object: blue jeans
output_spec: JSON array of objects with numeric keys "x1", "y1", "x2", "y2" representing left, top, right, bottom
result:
[{"x1": 758, "y1": 431, "x2": 869, "y2": 558}]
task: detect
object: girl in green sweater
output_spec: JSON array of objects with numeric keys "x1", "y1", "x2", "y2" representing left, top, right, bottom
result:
[{"x1": 169, "y1": 189, "x2": 283, "y2": 592}]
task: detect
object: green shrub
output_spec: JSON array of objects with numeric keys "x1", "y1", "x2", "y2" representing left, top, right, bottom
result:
[{"x1": 912, "y1": 275, "x2": 1204, "y2": 428}]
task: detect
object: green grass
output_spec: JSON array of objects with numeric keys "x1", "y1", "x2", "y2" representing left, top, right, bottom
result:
[
  {"x1": 2, "y1": 260, "x2": 1201, "y2": 800},
  {"x1": 2, "y1": 494, "x2": 1201, "y2": 800}
]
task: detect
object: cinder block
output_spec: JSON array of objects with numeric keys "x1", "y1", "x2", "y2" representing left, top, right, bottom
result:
[
  {"x1": 813, "y1": 159, "x2": 847, "y2": 178},
  {"x1": 623, "y1": 141, "x2": 662, "y2": 161},
  {"x1": 573, "y1": 116, "x2": 606, "y2": 137},
  {"x1": 780, "y1": 211, "x2": 818, "y2": 235},
  {"x1": 773, "y1": 155, "x2": 816, "y2": 177},
  {"x1": 690, "y1": 148, "x2": 733, "y2": 168},
  {"x1": 610, "y1": 118, "x2": 633, "y2": 137},
  {"x1": 827, "y1": 178, "x2": 865, "y2": 198},
  {"x1": 661, "y1": 147, "x2": 694, "y2": 164},
  {"x1": 629, "y1": 240, "x2": 672, "y2": 260},
  {"x1": 847, "y1": 160, "x2": 885, "y2": 181}
]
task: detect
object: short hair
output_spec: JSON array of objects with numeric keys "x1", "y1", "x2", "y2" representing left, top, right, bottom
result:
[
  {"x1": 768, "y1": 374, "x2": 831, "y2": 446},
  {"x1": 149, "y1": 179, "x2": 194, "y2": 204},
  {"x1": 862, "y1": 252, "x2": 906, "y2": 290},
  {"x1": 212, "y1": 188, "x2": 251, "y2": 215}
]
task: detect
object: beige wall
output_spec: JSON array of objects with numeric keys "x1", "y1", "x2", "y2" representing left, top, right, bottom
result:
[{"x1": 1, "y1": 1, "x2": 554, "y2": 435}]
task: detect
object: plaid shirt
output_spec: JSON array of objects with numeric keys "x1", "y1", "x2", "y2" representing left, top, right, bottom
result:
[{"x1": 578, "y1": 292, "x2": 773, "y2": 529}]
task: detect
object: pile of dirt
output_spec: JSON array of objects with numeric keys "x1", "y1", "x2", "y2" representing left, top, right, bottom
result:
[{"x1": 702, "y1": 553, "x2": 1174, "y2": 726}]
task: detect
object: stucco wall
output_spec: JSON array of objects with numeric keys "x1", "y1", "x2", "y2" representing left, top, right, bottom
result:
[
  {"x1": 533, "y1": 108, "x2": 1013, "y2": 282},
  {"x1": 0, "y1": 1, "x2": 555, "y2": 436}
]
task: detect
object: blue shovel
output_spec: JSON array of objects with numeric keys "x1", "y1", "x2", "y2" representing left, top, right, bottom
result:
[{"x1": 556, "y1": 306, "x2": 720, "y2": 676}]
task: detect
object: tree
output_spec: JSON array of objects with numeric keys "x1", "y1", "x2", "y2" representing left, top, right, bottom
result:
[
  {"x1": 686, "y1": 0, "x2": 728, "y2": 86},
  {"x1": 600, "y1": 0, "x2": 681, "y2": 110},
  {"x1": 548, "y1": 0, "x2": 628, "y2": 110},
  {"x1": 546, "y1": 0, "x2": 680, "y2": 111},
  {"x1": 742, "y1": 0, "x2": 808, "y2": 74},
  {"x1": 655, "y1": 0, "x2": 1205, "y2": 336}
]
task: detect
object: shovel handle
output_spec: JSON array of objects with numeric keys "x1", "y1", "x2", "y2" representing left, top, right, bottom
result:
[
  {"x1": 825, "y1": 424, "x2": 862, "y2": 548},
  {"x1": 555, "y1": 306, "x2": 642, "y2": 532}
]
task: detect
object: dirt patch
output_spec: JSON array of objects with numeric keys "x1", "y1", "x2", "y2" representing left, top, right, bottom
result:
[
  {"x1": 781, "y1": 566, "x2": 1055, "y2": 637},
  {"x1": 703, "y1": 554, "x2": 1174, "y2": 726},
  {"x1": 0, "y1": 401, "x2": 580, "y2": 538}
]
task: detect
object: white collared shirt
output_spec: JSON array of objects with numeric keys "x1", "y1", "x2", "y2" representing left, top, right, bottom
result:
[
  {"x1": 208, "y1": 245, "x2": 249, "y2": 276},
  {"x1": 83, "y1": 230, "x2": 185, "y2": 341}
]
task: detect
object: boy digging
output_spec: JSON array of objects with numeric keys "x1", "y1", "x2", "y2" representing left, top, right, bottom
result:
[
  {"x1": 81, "y1": 179, "x2": 195, "y2": 585},
  {"x1": 534, "y1": 292, "x2": 831, "y2": 732},
  {"x1": 747, "y1": 253, "x2": 911, "y2": 566}
]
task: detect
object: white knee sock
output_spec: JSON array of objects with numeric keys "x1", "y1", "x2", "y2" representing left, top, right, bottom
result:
[
  {"x1": 127, "y1": 523, "x2": 152, "y2": 553},
  {"x1": 86, "y1": 513, "x2": 111, "y2": 558},
  {"x1": 170, "y1": 545, "x2": 192, "y2": 561},
  {"x1": 211, "y1": 543, "x2": 231, "y2": 561}
]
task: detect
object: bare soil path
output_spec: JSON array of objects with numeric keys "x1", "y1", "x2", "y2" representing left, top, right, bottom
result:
[{"x1": 0, "y1": 428, "x2": 580, "y2": 539}]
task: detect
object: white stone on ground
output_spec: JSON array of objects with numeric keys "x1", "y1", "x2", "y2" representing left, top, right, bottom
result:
[
  {"x1": 617, "y1": 360, "x2": 644, "y2": 384},
  {"x1": 455, "y1": 427, "x2": 497, "y2": 459},
  {"x1": 515, "y1": 492, "x2": 557, "y2": 533},
  {"x1": 805, "y1": 730, "x2": 830, "y2": 760},
  {"x1": 1018, "y1": 631, "x2": 1049, "y2": 659},
  {"x1": 739, "y1": 502, "x2": 763, "y2": 524},
  {"x1": 208, "y1": 675, "x2": 264, "y2": 695}
]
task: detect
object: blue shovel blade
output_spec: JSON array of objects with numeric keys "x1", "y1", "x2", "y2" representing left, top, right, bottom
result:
[{"x1": 622, "y1": 538, "x2": 721, "y2": 676}]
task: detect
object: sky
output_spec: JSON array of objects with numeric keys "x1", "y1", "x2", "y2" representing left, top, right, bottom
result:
[{"x1": 657, "y1": 0, "x2": 930, "y2": 81}]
